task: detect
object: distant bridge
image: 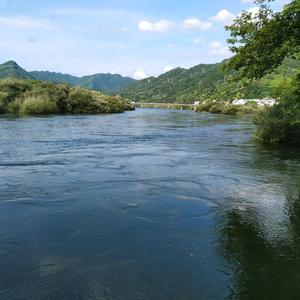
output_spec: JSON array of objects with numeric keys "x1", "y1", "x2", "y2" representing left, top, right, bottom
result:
[{"x1": 134, "y1": 102, "x2": 194, "y2": 110}]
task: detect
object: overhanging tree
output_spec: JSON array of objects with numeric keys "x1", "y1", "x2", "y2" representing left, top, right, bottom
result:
[{"x1": 226, "y1": 0, "x2": 300, "y2": 145}]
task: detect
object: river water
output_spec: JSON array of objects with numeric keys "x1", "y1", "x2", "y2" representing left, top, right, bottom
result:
[{"x1": 0, "y1": 109, "x2": 299, "y2": 300}]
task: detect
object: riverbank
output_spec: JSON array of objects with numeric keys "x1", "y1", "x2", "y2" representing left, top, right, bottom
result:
[
  {"x1": 0, "y1": 78, "x2": 134, "y2": 116},
  {"x1": 134, "y1": 102, "x2": 193, "y2": 110},
  {"x1": 134, "y1": 101, "x2": 262, "y2": 116}
]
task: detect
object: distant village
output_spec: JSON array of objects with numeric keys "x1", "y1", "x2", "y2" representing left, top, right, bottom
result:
[
  {"x1": 194, "y1": 98, "x2": 278, "y2": 107},
  {"x1": 231, "y1": 98, "x2": 277, "y2": 106}
]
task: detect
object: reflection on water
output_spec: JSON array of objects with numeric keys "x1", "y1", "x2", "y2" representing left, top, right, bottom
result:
[{"x1": 0, "y1": 109, "x2": 299, "y2": 299}]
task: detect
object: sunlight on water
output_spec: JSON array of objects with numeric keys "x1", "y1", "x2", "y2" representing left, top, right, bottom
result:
[{"x1": 0, "y1": 109, "x2": 299, "y2": 299}]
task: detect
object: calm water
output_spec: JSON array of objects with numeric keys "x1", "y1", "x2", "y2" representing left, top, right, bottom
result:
[{"x1": 0, "y1": 109, "x2": 299, "y2": 300}]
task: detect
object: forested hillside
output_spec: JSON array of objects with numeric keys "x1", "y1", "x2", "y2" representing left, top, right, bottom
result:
[
  {"x1": 0, "y1": 61, "x2": 33, "y2": 80},
  {"x1": 120, "y1": 58, "x2": 300, "y2": 103},
  {"x1": 0, "y1": 61, "x2": 136, "y2": 94}
]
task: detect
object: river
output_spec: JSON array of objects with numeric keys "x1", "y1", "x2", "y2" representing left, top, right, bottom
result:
[{"x1": 0, "y1": 109, "x2": 299, "y2": 299}]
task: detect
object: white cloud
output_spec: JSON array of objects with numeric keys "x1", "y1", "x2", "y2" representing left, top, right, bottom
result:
[
  {"x1": 247, "y1": 7, "x2": 260, "y2": 17},
  {"x1": 138, "y1": 20, "x2": 172, "y2": 32},
  {"x1": 241, "y1": 0, "x2": 252, "y2": 3},
  {"x1": 211, "y1": 9, "x2": 235, "y2": 24},
  {"x1": 133, "y1": 70, "x2": 149, "y2": 79},
  {"x1": 182, "y1": 18, "x2": 212, "y2": 30},
  {"x1": 209, "y1": 42, "x2": 231, "y2": 57},
  {"x1": 164, "y1": 65, "x2": 175, "y2": 72},
  {"x1": 0, "y1": 15, "x2": 54, "y2": 30},
  {"x1": 210, "y1": 41, "x2": 222, "y2": 49},
  {"x1": 193, "y1": 37, "x2": 203, "y2": 45},
  {"x1": 238, "y1": 6, "x2": 260, "y2": 22}
]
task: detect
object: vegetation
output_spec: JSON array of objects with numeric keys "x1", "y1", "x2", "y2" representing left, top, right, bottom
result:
[
  {"x1": 134, "y1": 102, "x2": 193, "y2": 110},
  {"x1": 120, "y1": 58, "x2": 300, "y2": 103},
  {"x1": 254, "y1": 74, "x2": 300, "y2": 144},
  {"x1": 0, "y1": 61, "x2": 136, "y2": 95},
  {"x1": 75, "y1": 74, "x2": 136, "y2": 94},
  {"x1": 195, "y1": 101, "x2": 261, "y2": 116},
  {"x1": 0, "y1": 61, "x2": 33, "y2": 80},
  {"x1": 226, "y1": 0, "x2": 300, "y2": 145},
  {"x1": 0, "y1": 78, "x2": 134, "y2": 116}
]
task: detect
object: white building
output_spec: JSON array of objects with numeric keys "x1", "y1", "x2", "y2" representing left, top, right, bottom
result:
[
  {"x1": 257, "y1": 99, "x2": 277, "y2": 107},
  {"x1": 232, "y1": 98, "x2": 277, "y2": 107},
  {"x1": 232, "y1": 99, "x2": 248, "y2": 106}
]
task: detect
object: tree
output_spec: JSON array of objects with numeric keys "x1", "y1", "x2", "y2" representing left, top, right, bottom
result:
[
  {"x1": 226, "y1": 0, "x2": 300, "y2": 145},
  {"x1": 226, "y1": 0, "x2": 300, "y2": 79}
]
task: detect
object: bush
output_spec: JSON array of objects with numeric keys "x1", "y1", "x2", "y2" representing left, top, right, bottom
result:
[
  {"x1": 209, "y1": 104, "x2": 224, "y2": 114},
  {"x1": 19, "y1": 95, "x2": 58, "y2": 115},
  {"x1": 221, "y1": 105, "x2": 239, "y2": 115},
  {"x1": 237, "y1": 106, "x2": 257, "y2": 115},
  {"x1": 254, "y1": 74, "x2": 300, "y2": 145},
  {"x1": 66, "y1": 88, "x2": 97, "y2": 114},
  {"x1": 0, "y1": 79, "x2": 134, "y2": 116},
  {"x1": 195, "y1": 102, "x2": 214, "y2": 112}
]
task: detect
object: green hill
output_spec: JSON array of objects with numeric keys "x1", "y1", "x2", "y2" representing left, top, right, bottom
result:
[
  {"x1": 0, "y1": 61, "x2": 136, "y2": 94},
  {"x1": 120, "y1": 58, "x2": 300, "y2": 103},
  {"x1": 0, "y1": 61, "x2": 33, "y2": 80},
  {"x1": 76, "y1": 73, "x2": 135, "y2": 94},
  {"x1": 29, "y1": 71, "x2": 78, "y2": 86}
]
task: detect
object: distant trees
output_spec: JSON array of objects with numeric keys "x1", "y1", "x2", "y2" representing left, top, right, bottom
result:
[{"x1": 120, "y1": 59, "x2": 300, "y2": 104}]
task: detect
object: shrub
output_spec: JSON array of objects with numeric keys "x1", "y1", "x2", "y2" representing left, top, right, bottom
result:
[
  {"x1": 221, "y1": 105, "x2": 239, "y2": 115},
  {"x1": 195, "y1": 102, "x2": 214, "y2": 112},
  {"x1": 0, "y1": 78, "x2": 135, "y2": 116},
  {"x1": 254, "y1": 74, "x2": 300, "y2": 145},
  {"x1": 19, "y1": 95, "x2": 58, "y2": 115},
  {"x1": 209, "y1": 104, "x2": 224, "y2": 114},
  {"x1": 237, "y1": 106, "x2": 257, "y2": 115}
]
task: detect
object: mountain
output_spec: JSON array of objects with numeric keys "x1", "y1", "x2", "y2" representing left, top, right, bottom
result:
[
  {"x1": 76, "y1": 73, "x2": 135, "y2": 94},
  {"x1": 1, "y1": 60, "x2": 298, "y2": 101},
  {"x1": 0, "y1": 61, "x2": 33, "y2": 80},
  {"x1": 29, "y1": 71, "x2": 78, "y2": 86},
  {"x1": 120, "y1": 59, "x2": 300, "y2": 103},
  {"x1": 30, "y1": 71, "x2": 135, "y2": 94},
  {"x1": 0, "y1": 61, "x2": 136, "y2": 94}
]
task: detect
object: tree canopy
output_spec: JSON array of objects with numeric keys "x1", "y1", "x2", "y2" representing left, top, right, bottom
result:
[
  {"x1": 226, "y1": 0, "x2": 300, "y2": 145},
  {"x1": 226, "y1": 0, "x2": 300, "y2": 79}
]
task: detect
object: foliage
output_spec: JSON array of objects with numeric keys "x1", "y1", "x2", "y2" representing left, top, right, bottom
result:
[
  {"x1": 0, "y1": 61, "x2": 136, "y2": 95},
  {"x1": 226, "y1": 0, "x2": 300, "y2": 79},
  {"x1": 30, "y1": 71, "x2": 135, "y2": 94},
  {"x1": 254, "y1": 73, "x2": 300, "y2": 145},
  {"x1": 226, "y1": 0, "x2": 300, "y2": 145},
  {"x1": 19, "y1": 95, "x2": 59, "y2": 115},
  {"x1": 76, "y1": 74, "x2": 136, "y2": 94},
  {"x1": 0, "y1": 78, "x2": 134, "y2": 116},
  {"x1": 195, "y1": 101, "x2": 260, "y2": 116},
  {"x1": 0, "y1": 61, "x2": 33, "y2": 80},
  {"x1": 120, "y1": 58, "x2": 300, "y2": 103}
]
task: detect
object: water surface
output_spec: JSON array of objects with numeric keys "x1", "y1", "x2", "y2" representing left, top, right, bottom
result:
[{"x1": 0, "y1": 109, "x2": 299, "y2": 299}]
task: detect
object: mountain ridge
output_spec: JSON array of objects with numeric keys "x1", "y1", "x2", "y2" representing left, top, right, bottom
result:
[
  {"x1": 120, "y1": 58, "x2": 300, "y2": 103},
  {"x1": 1, "y1": 59, "x2": 299, "y2": 102},
  {"x1": 0, "y1": 61, "x2": 136, "y2": 94}
]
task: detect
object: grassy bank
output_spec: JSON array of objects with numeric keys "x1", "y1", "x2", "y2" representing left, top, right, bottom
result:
[
  {"x1": 135, "y1": 101, "x2": 262, "y2": 116},
  {"x1": 135, "y1": 102, "x2": 193, "y2": 110},
  {"x1": 0, "y1": 78, "x2": 134, "y2": 116},
  {"x1": 194, "y1": 101, "x2": 262, "y2": 116}
]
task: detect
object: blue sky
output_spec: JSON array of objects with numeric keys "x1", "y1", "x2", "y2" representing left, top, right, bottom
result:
[{"x1": 0, "y1": 0, "x2": 288, "y2": 78}]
